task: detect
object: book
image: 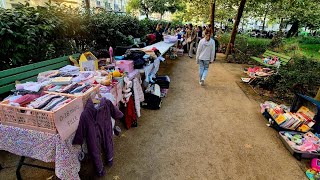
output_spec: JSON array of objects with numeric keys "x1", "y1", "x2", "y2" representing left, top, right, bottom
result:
[{"x1": 275, "y1": 114, "x2": 287, "y2": 125}]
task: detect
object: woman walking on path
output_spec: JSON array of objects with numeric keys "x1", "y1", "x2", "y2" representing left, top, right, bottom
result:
[{"x1": 196, "y1": 29, "x2": 215, "y2": 86}]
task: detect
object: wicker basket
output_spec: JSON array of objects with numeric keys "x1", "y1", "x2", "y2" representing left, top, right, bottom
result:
[{"x1": 0, "y1": 96, "x2": 83, "y2": 134}]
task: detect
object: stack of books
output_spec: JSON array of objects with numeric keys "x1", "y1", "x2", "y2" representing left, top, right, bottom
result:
[{"x1": 271, "y1": 106, "x2": 315, "y2": 132}]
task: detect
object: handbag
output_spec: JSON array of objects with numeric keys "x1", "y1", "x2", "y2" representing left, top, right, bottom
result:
[{"x1": 187, "y1": 37, "x2": 192, "y2": 43}]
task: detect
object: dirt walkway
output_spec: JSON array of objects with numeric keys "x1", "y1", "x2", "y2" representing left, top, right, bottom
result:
[
  {"x1": 0, "y1": 54, "x2": 307, "y2": 180},
  {"x1": 101, "y1": 54, "x2": 306, "y2": 180}
]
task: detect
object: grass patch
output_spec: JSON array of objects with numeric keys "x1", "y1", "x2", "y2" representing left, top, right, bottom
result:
[{"x1": 281, "y1": 37, "x2": 320, "y2": 61}]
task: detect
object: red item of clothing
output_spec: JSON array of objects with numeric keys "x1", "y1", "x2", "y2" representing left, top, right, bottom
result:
[
  {"x1": 13, "y1": 94, "x2": 41, "y2": 106},
  {"x1": 125, "y1": 96, "x2": 137, "y2": 129},
  {"x1": 146, "y1": 34, "x2": 156, "y2": 44},
  {"x1": 151, "y1": 47, "x2": 159, "y2": 51}
]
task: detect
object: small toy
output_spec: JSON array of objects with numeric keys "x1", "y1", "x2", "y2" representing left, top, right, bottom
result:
[{"x1": 311, "y1": 158, "x2": 320, "y2": 172}]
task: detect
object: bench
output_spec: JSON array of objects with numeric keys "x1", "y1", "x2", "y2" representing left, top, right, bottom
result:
[
  {"x1": 0, "y1": 54, "x2": 80, "y2": 95},
  {"x1": 250, "y1": 50, "x2": 292, "y2": 67}
]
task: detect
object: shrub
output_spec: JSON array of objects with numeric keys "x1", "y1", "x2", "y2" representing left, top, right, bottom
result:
[
  {"x1": 218, "y1": 33, "x2": 271, "y2": 63},
  {"x1": 298, "y1": 37, "x2": 320, "y2": 44},
  {"x1": 257, "y1": 56, "x2": 320, "y2": 101},
  {"x1": 0, "y1": 4, "x2": 176, "y2": 70}
]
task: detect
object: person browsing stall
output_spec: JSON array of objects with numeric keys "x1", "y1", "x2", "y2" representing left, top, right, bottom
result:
[{"x1": 196, "y1": 29, "x2": 215, "y2": 86}]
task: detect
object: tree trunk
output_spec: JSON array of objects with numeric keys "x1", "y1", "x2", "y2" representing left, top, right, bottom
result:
[
  {"x1": 315, "y1": 88, "x2": 320, "y2": 101},
  {"x1": 225, "y1": 0, "x2": 247, "y2": 57},
  {"x1": 287, "y1": 20, "x2": 299, "y2": 38},
  {"x1": 279, "y1": 18, "x2": 283, "y2": 32},
  {"x1": 241, "y1": 18, "x2": 244, "y2": 32},
  {"x1": 210, "y1": 0, "x2": 216, "y2": 35},
  {"x1": 85, "y1": 0, "x2": 90, "y2": 14},
  {"x1": 262, "y1": 9, "x2": 268, "y2": 32}
]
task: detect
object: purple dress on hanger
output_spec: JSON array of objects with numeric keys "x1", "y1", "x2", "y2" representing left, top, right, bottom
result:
[{"x1": 73, "y1": 98, "x2": 123, "y2": 176}]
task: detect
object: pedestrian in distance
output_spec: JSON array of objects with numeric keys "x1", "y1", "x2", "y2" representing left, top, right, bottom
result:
[{"x1": 196, "y1": 29, "x2": 215, "y2": 86}]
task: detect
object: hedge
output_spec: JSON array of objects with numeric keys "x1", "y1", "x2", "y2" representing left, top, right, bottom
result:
[{"x1": 0, "y1": 4, "x2": 182, "y2": 70}]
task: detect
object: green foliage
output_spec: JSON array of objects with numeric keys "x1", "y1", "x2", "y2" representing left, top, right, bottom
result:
[
  {"x1": 298, "y1": 37, "x2": 320, "y2": 45},
  {"x1": 179, "y1": 0, "x2": 237, "y2": 24},
  {"x1": 218, "y1": 33, "x2": 271, "y2": 63},
  {"x1": 126, "y1": 0, "x2": 182, "y2": 18},
  {"x1": 0, "y1": 4, "x2": 173, "y2": 70},
  {"x1": 259, "y1": 56, "x2": 320, "y2": 101},
  {"x1": 274, "y1": 37, "x2": 320, "y2": 60},
  {"x1": 0, "y1": 4, "x2": 80, "y2": 70}
]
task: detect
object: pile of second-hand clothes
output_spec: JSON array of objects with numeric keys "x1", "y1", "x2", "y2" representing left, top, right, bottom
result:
[
  {"x1": 6, "y1": 93, "x2": 72, "y2": 111},
  {"x1": 45, "y1": 83, "x2": 95, "y2": 94}
]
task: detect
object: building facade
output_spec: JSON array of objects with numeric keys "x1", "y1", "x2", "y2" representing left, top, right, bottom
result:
[{"x1": 1, "y1": 0, "x2": 127, "y2": 13}]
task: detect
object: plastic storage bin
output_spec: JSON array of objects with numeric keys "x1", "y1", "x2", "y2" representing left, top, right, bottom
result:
[
  {"x1": 279, "y1": 131, "x2": 320, "y2": 160},
  {"x1": 45, "y1": 84, "x2": 100, "y2": 107},
  {"x1": 115, "y1": 60, "x2": 134, "y2": 73},
  {"x1": 0, "y1": 95, "x2": 83, "y2": 134}
]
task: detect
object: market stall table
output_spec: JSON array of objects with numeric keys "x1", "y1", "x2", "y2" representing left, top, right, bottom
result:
[
  {"x1": 0, "y1": 124, "x2": 81, "y2": 180},
  {"x1": 142, "y1": 41, "x2": 176, "y2": 56}
]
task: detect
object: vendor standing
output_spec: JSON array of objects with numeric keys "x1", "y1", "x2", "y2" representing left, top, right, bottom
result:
[
  {"x1": 196, "y1": 29, "x2": 215, "y2": 86},
  {"x1": 187, "y1": 24, "x2": 197, "y2": 58},
  {"x1": 154, "y1": 23, "x2": 163, "y2": 43}
]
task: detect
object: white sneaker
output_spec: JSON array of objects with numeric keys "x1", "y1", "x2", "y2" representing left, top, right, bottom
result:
[{"x1": 199, "y1": 81, "x2": 202, "y2": 85}]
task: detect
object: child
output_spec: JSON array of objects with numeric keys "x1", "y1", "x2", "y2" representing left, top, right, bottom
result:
[{"x1": 196, "y1": 29, "x2": 215, "y2": 86}]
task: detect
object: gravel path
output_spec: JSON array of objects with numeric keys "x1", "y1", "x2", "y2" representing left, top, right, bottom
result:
[{"x1": 0, "y1": 54, "x2": 307, "y2": 180}]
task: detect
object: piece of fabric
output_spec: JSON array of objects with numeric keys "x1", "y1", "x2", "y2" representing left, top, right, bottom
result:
[
  {"x1": 149, "y1": 57, "x2": 161, "y2": 80},
  {"x1": 15, "y1": 81, "x2": 49, "y2": 92},
  {"x1": 124, "y1": 96, "x2": 137, "y2": 129},
  {"x1": 0, "y1": 124, "x2": 81, "y2": 180},
  {"x1": 13, "y1": 94, "x2": 41, "y2": 106},
  {"x1": 199, "y1": 60, "x2": 210, "y2": 81},
  {"x1": 196, "y1": 38, "x2": 215, "y2": 61},
  {"x1": 73, "y1": 98, "x2": 123, "y2": 176},
  {"x1": 133, "y1": 77, "x2": 144, "y2": 117}
]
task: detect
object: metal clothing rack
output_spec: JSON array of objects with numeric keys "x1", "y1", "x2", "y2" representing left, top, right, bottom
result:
[{"x1": 16, "y1": 156, "x2": 54, "y2": 180}]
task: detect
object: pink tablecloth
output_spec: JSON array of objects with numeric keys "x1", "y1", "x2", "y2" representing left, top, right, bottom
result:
[{"x1": 0, "y1": 124, "x2": 81, "y2": 180}]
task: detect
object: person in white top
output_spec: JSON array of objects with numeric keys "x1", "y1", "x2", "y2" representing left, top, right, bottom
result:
[{"x1": 196, "y1": 28, "x2": 215, "y2": 86}]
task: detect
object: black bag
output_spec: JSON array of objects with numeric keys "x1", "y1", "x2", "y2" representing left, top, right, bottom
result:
[
  {"x1": 124, "y1": 49, "x2": 146, "y2": 60},
  {"x1": 141, "y1": 93, "x2": 162, "y2": 110},
  {"x1": 124, "y1": 49, "x2": 146, "y2": 69},
  {"x1": 155, "y1": 75, "x2": 170, "y2": 89},
  {"x1": 115, "y1": 46, "x2": 132, "y2": 56},
  {"x1": 133, "y1": 58, "x2": 145, "y2": 69}
]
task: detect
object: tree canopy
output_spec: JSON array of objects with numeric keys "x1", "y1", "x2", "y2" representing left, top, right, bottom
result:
[{"x1": 126, "y1": 0, "x2": 183, "y2": 19}]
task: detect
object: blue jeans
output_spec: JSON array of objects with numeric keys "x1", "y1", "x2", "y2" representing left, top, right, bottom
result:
[{"x1": 199, "y1": 60, "x2": 210, "y2": 81}]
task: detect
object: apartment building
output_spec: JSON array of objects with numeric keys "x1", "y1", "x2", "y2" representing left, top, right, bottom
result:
[{"x1": 1, "y1": 0, "x2": 127, "y2": 13}]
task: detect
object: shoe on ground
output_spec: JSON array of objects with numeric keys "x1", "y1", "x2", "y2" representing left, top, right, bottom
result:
[{"x1": 200, "y1": 80, "x2": 204, "y2": 86}]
